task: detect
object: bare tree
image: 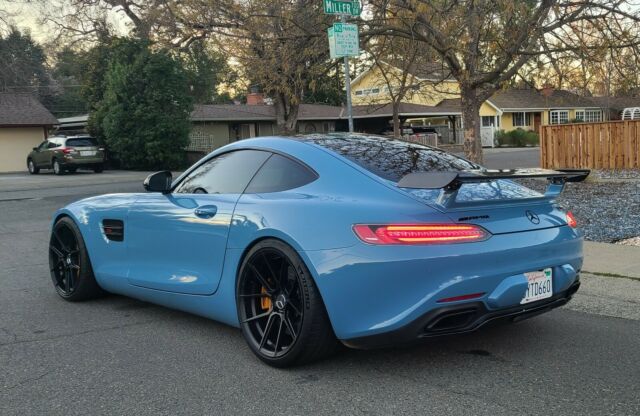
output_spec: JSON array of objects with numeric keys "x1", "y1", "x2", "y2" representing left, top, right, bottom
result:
[
  {"x1": 366, "y1": 0, "x2": 640, "y2": 163},
  {"x1": 364, "y1": 34, "x2": 451, "y2": 138},
  {"x1": 204, "y1": 0, "x2": 334, "y2": 134}
]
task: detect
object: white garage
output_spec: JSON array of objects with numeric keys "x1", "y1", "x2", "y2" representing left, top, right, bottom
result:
[{"x1": 0, "y1": 93, "x2": 57, "y2": 173}]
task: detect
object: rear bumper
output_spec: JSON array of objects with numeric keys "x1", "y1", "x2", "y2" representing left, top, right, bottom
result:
[
  {"x1": 343, "y1": 280, "x2": 580, "y2": 349},
  {"x1": 61, "y1": 158, "x2": 104, "y2": 167},
  {"x1": 302, "y1": 225, "x2": 583, "y2": 341}
]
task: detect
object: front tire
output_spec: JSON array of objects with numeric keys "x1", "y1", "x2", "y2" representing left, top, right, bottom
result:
[
  {"x1": 27, "y1": 159, "x2": 39, "y2": 174},
  {"x1": 49, "y1": 217, "x2": 105, "y2": 301},
  {"x1": 52, "y1": 159, "x2": 64, "y2": 175},
  {"x1": 93, "y1": 164, "x2": 104, "y2": 173},
  {"x1": 236, "y1": 239, "x2": 338, "y2": 367}
]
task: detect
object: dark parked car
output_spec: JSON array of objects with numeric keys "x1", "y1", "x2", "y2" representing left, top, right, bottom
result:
[{"x1": 27, "y1": 136, "x2": 105, "y2": 175}]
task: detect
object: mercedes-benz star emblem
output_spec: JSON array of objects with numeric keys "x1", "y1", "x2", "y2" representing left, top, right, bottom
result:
[{"x1": 525, "y1": 210, "x2": 540, "y2": 224}]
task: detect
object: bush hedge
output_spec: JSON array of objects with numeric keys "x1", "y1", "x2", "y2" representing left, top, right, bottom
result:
[{"x1": 495, "y1": 128, "x2": 539, "y2": 147}]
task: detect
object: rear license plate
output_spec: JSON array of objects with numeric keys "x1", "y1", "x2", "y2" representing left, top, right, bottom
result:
[
  {"x1": 80, "y1": 150, "x2": 96, "y2": 156},
  {"x1": 521, "y1": 268, "x2": 553, "y2": 304}
]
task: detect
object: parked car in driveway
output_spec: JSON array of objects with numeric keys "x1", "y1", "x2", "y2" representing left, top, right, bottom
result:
[{"x1": 27, "y1": 135, "x2": 105, "y2": 175}]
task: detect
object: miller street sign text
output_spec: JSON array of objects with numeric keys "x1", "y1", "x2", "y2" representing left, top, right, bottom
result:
[
  {"x1": 323, "y1": 0, "x2": 361, "y2": 16},
  {"x1": 327, "y1": 23, "x2": 359, "y2": 58}
]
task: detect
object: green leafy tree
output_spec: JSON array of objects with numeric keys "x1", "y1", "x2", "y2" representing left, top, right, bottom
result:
[
  {"x1": 47, "y1": 46, "x2": 90, "y2": 117},
  {"x1": 0, "y1": 27, "x2": 49, "y2": 96},
  {"x1": 96, "y1": 39, "x2": 193, "y2": 170}
]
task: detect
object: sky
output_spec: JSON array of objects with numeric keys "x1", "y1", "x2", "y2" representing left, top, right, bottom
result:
[
  {"x1": 2, "y1": 1, "x2": 47, "y2": 40},
  {"x1": 2, "y1": 1, "x2": 128, "y2": 43}
]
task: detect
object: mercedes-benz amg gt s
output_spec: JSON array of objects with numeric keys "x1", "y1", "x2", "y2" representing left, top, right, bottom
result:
[{"x1": 48, "y1": 134, "x2": 588, "y2": 366}]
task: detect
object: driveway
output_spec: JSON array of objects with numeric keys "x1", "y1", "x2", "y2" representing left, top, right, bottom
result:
[
  {"x1": 482, "y1": 147, "x2": 540, "y2": 169},
  {"x1": 1, "y1": 171, "x2": 640, "y2": 415}
]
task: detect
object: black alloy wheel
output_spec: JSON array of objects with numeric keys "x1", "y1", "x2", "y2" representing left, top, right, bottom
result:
[
  {"x1": 49, "y1": 217, "x2": 104, "y2": 301},
  {"x1": 237, "y1": 239, "x2": 337, "y2": 367}
]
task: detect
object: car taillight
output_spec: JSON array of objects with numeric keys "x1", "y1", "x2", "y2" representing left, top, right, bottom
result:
[
  {"x1": 353, "y1": 224, "x2": 489, "y2": 245},
  {"x1": 61, "y1": 147, "x2": 76, "y2": 154},
  {"x1": 566, "y1": 211, "x2": 577, "y2": 228}
]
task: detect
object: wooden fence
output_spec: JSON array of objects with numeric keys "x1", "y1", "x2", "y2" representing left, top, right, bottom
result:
[{"x1": 540, "y1": 120, "x2": 640, "y2": 169}]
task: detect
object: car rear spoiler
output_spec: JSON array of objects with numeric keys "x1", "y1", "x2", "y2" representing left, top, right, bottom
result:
[{"x1": 397, "y1": 168, "x2": 590, "y2": 209}]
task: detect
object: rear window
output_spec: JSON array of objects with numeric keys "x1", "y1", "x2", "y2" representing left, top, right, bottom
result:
[
  {"x1": 299, "y1": 134, "x2": 479, "y2": 182},
  {"x1": 66, "y1": 137, "x2": 97, "y2": 147}
]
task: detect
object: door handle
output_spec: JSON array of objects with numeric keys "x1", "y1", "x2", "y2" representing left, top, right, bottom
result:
[{"x1": 194, "y1": 205, "x2": 217, "y2": 219}]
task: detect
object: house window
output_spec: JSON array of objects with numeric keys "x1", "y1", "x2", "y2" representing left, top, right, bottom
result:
[
  {"x1": 550, "y1": 110, "x2": 569, "y2": 124},
  {"x1": 481, "y1": 116, "x2": 495, "y2": 127},
  {"x1": 355, "y1": 88, "x2": 381, "y2": 96},
  {"x1": 575, "y1": 109, "x2": 601, "y2": 123},
  {"x1": 512, "y1": 112, "x2": 531, "y2": 127}
]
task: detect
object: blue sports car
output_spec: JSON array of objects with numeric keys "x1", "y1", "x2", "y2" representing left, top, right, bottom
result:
[{"x1": 49, "y1": 134, "x2": 588, "y2": 367}]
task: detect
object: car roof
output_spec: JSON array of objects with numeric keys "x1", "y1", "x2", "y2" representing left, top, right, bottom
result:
[{"x1": 48, "y1": 135, "x2": 94, "y2": 140}]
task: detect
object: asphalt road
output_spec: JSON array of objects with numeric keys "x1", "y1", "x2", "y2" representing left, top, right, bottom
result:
[{"x1": 1, "y1": 170, "x2": 639, "y2": 416}]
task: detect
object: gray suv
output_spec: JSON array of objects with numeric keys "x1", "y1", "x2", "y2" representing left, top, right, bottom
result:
[{"x1": 27, "y1": 136, "x2": 105, "y2": 175}]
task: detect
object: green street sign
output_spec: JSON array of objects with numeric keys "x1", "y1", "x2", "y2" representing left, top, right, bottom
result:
[
  {"x1": 328, "y1": 23, "x2": 359, "y2": 58},
  {"x1": 323, "y1": 0, "x2": 361, "y2": 16}
]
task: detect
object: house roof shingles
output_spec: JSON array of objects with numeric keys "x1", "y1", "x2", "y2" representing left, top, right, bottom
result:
[
  {"x1": 588, "y1": 96, "x2": 640, "y2": 111},
  {"x1": 488, "y1": 89, "x2": 597, "y2": 109},
  {"x1": 352, "y1": 102, "x2": 459, "y2": 117},
  {"x1": 0, "y1": 93, "x2": 58, "y2": 126},
  {"x1": 193, "y1": 102, "x2": 455, "y2": 121}
]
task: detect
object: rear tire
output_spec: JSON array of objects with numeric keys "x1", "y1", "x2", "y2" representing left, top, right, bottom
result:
[
  {"x1": 93, "y1": 164, "x2": 104, "y2": 173},
  {"x1": 49, "y1": 217, "x2": 105, "y2": 301},
  {"x1": 52, "y1": 159, "x2": 64, "y2": 175},
  {"x1": 27, "y1": 159, "x2": 39, "y2": 174},
  {"x1": 236, "y1": 239, "x2": 338, "y2": 367}
]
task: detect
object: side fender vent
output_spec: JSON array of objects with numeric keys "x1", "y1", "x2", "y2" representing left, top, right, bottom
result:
[{"x1": 102, "y1": 219, "x2": 124, "y2": 242}]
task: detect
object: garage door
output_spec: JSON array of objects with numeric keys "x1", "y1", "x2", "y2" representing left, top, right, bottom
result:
[{"x1": 0, "y1": 127, "x2": 45, "y2": 172}]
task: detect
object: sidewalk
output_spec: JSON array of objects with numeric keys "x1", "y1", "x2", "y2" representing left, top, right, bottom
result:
[{"x1": 583, "y1": 241, "x2": 640, "y2": 279}]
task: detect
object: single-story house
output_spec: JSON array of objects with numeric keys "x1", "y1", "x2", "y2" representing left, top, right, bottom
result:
[
  {"x1": 433, "y1": 88, "x2": 604, "y2": 146},
  {"x1": 55, "y1": 100, "x2": 467, "y2": 158},
  {"x1": 188, "y1": 103, "x2": 343, "y2": 156},
  {"x1": 0, "y1": 93, "x2": 58, "y2": 173}
]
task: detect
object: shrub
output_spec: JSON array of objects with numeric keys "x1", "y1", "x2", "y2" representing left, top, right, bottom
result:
[{"x1": 495, "y1": 128, "x2": 539, "y2": 147}]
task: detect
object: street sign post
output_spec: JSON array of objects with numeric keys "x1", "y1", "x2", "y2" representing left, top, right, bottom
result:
[
  {"x1": 323, "y1": 0, "x2": 361, "y2": 16},
  {"x1": 324, "y1": 1, "x2": 360, "y2": 133},
  {"x1": 327, "y1": 23, "x2": 359, "y2": 58}
]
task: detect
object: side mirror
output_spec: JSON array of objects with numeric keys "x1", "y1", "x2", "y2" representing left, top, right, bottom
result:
[{"x1": 143, "y1": 171, "x2": 172, "y2": 193}]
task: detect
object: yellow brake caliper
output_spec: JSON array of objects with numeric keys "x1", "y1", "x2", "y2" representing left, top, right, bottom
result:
[{"x1": 261, "y1": 286, "x2": 272, "y2": 310}]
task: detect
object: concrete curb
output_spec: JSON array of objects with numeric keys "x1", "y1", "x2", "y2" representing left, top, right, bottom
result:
[{"x1": 583, "y1": 241, "x2": 640, "y2": 279}]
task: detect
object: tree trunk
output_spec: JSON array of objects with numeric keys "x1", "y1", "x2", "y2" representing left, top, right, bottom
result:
[
  {"x1": 392, "y1": 101, "x2": 401, "y2": 138},
  {"x1": 275, "y1": 93, "x2": 299, "y2": 135},
  {"x1": 460, "y1": 86, "x2": 484, "y2": 164}
]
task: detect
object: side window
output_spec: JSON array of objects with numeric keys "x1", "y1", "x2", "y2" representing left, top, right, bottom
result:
[
  {"x1": 37, "y1": 141, "x2": 48, "y2": 150},
  {"x1": 244, "y1": 154, "x2": 317, "y2": 193},
  {"x1": 174, "y1": 150, "x2": 270, "y2": 194},
  {"x1": 47, "y1": 141, "x2": 60, "y2": 149}
]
